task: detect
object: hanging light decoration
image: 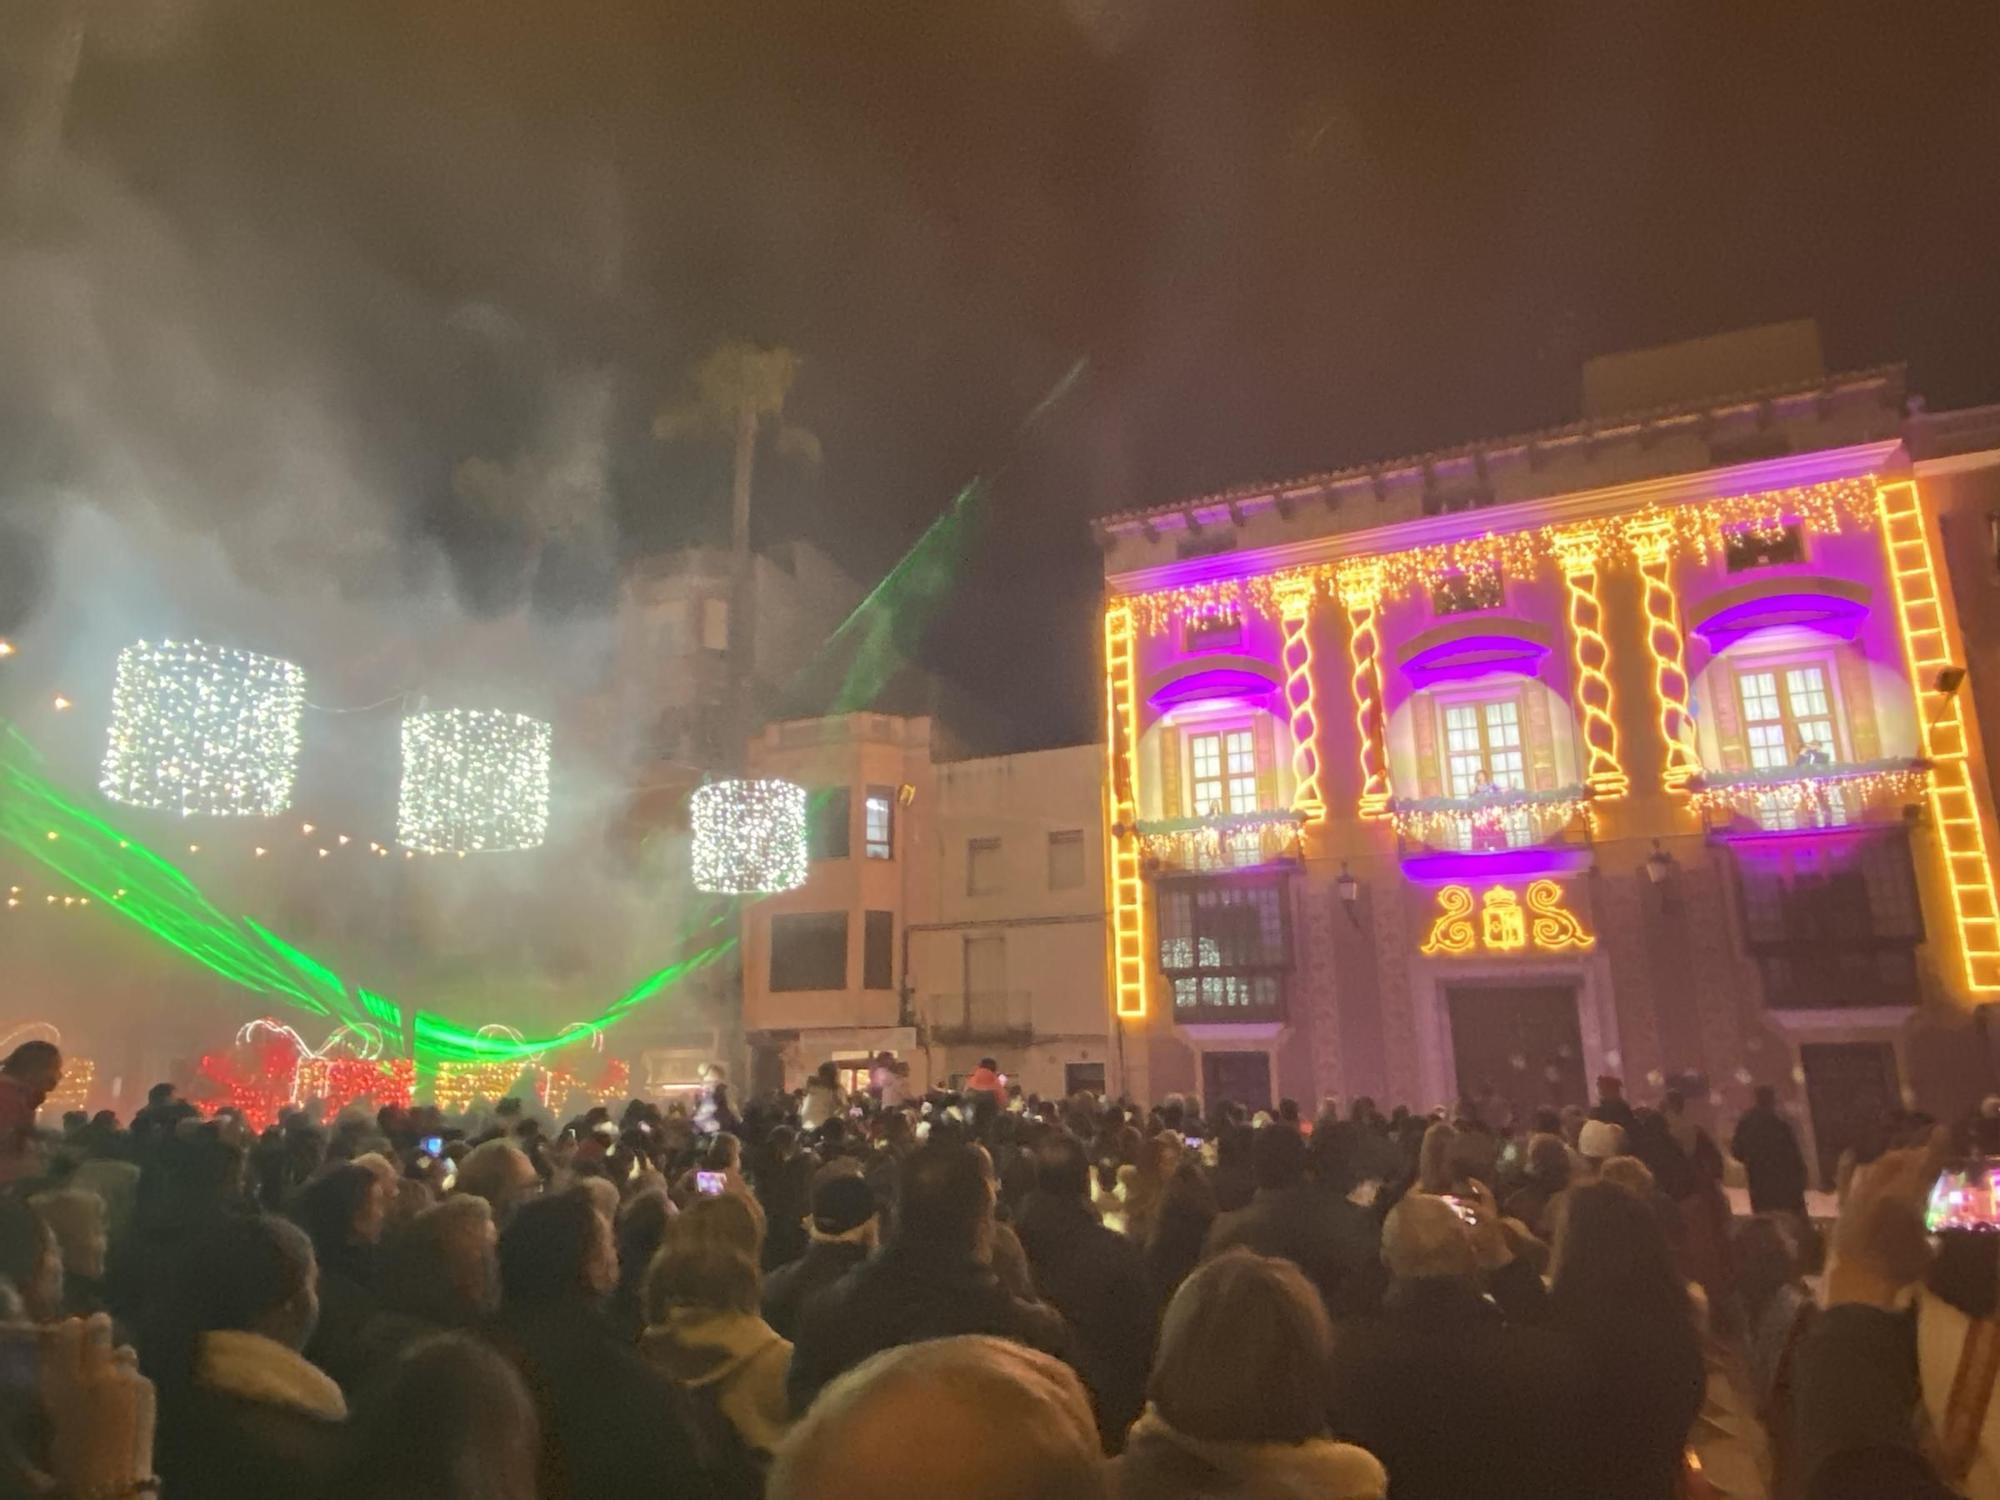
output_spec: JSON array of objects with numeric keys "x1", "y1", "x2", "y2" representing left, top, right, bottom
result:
[
  {"x1": 397, "y1": 708, "x2": 552, "y2": 854},
  {"x1": 690, "y1": 779, "x2": 809, "y2": 894},
  {"x1": 99, "y1": 640, "x2": 306, "y2": 817}
]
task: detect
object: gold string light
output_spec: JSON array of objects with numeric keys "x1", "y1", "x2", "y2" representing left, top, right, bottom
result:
[{"x1": 1120, "y1": 478, "x2": 1881, "y2": 631}]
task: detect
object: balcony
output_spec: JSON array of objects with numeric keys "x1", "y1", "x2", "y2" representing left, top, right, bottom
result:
[
  {"x1": 1167, "y1": 972, "x2": 1286, "y2": 1025},
  {"x1": 1135, "y1": 809, "x2": 1304, "y2": 874},
  {"x1": 1691, "y1": 757, "x2": 1929, "y2": 837},
  {"x1": 925, "y1": 990, "x2": 1034, "y2": 1046},
  {"x1": 1390, "y1": 786, "x2": 1595, "y2": 860}
]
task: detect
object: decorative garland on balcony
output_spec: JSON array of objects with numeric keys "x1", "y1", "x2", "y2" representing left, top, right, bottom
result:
[
  {"x1": 1387, "y1": 787, "x2": 1596, "y2": 847},
  {"x1": 1133, "y1": 808, "x2": 1305, "y2": 868},
  {"x1": 1685, "y1": 757, "x2": 1931, "y2": 822},
  {"x1": 1122, "y1": 477, "x2": 1880, "y2": 632}
]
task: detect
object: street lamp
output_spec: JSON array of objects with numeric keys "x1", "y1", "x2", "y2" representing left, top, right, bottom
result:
[{"x1": 1645, "y1": 839, "x2": 1674, "y2": 885}]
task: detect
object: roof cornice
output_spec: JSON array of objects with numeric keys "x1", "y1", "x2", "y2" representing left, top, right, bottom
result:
[{"x1": 1107, "y1": 437, "x2": 1907, "y2": 596}]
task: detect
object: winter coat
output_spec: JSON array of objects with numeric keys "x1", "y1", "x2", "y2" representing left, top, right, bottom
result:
[
  {"x1": 1017, "y1": 1190, "x2": 1158, "y2": 1450},
  {"x1": 762, "y1": 1239, "x2": 869, "y2": 1342},
  {"x1": 786, "y1": 1239, "x2": 1073, "y2": 1416},
  {"x1": 486, "y1": 1297, "x2": 714, "y2": 1500},
  {"x1": 1328, "y1": 1268, "x2": 1589, "y2": 1500},
  {"x1": 642, "y1": 1308, "x2": 793, "y2": 1455},
  {"x1": 1732, "y1": 1106, "x2": 1810, "y2": 1214},
  {"x1": 1202, "y1": 1184, "x2": 1384, "y2": 1318},
  {"x1": 1113, "y1": 1408, "x2": 1385, "y2": 1500},
  {"x1": 161, "y1": 1329, "x2": 347, "y2": 1500}
]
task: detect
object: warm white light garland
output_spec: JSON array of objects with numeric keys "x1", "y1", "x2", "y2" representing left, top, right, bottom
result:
[
  {"x1": 397, "y1": 708, "x2": 552, "y2": 854},
  {"x1": 100, "y1": 640, "x2": 306, "y2": 817},
  {"x1": 691, "y1": 779, "x2": 809, "y2": 894}
]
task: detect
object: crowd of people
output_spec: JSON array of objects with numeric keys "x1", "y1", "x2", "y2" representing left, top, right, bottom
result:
[{"x1": 0, "y1": 1038, "x2": 1993, "y2": 1499}]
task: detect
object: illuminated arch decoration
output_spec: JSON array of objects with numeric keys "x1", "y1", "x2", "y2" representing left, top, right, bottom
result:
[
  {"x1": 1549, "y1": 526, "x2": 1628, "y2": 799},
  {"x1": 1337, "y1": 561, "x2": 1393, "y2": 818},
  {"x1": 1875, "y1": 479, "x2": 2000, "y2": 993},
  {"x1": 1420, "y1": 880, "x2": 1594, "y2": 957},
  {"x1": 1103, "y1": 603, "x2": 1149, "y2": 1018},
  {"x1": 1273, "y1": 576, "x2": 1326, "y2": 823},
  {"x1": 1626, "y1": 516, "x2": 1701, "y2": 793}
]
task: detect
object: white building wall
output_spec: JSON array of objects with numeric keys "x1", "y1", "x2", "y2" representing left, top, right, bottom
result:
[{"x1": 907, "y1": 745, "x2": 1112, "y2": 1099}]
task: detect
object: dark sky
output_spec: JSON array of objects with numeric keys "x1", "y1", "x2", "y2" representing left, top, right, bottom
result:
[{"x1": 4, "y1": 1, "x2": 1998, "y2": 750}]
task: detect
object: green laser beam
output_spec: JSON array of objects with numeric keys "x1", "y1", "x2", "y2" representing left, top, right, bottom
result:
[
  {"x1": 781, "y1": 357, "x2": 1087, "y2": 716},
  {"x1": 1, "y1": 723, "x2": 735, "y2": 1064}
]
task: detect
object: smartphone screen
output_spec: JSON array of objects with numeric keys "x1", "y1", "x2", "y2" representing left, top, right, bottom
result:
[
  {"x1": 1928, "y1": 1160, "x2": 2000, "y2": 1233},
  {"x1": 420, "y1": 1135, "x2": 445, "y2": 1157},
  {"x1": 695, "y1": 1170, "x2": 726, "y2": 1196},
  {"x1": 0, "y1": 1329, "x2": 40, "y2": 1398}
]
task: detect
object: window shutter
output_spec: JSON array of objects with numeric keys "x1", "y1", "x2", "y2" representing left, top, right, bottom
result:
[
  {"x1": 1522, "y1": 684, "x2": 1559, "y2": 790},
  {"x1": 1159, "y1": 730, "x2": 1184, "y2": 819},
  {"x1": 1834, "y1": 649, "x2": 1880, "y2": 761},
  {"x1": 1413, "y1": 698, "x2": 1443, "y2": 798},
  {"x1": 1253, "y1": 714, "x2": 1278, "y2": 810},
  {"x1": 1713, "y1": 669, "x2": 1749, "y2": 772}
]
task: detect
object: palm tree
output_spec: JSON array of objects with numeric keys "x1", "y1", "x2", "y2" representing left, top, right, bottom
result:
[
  {"x1": 654, "y1": 340, "x2": 821, "y2": 763},
  {"x1": 654, "y1": 340, "x2": 821, "y2": 567}
]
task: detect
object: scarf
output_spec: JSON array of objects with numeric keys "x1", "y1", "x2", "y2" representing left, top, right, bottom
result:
[{"x1": 198, "y1": 1330, "x2": 347, "y2": 1421}]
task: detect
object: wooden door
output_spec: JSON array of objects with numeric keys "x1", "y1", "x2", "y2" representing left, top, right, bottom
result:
[
  {"x1": 1800, "y1": 1041, "x2": 1900, "y2": 1191},
  {"x1": 1445, "y1": 984, "x2": 1588, "y2": 1126},
  {"x1": 1202, "y1": 1050, "x2": 1272, "y2": 1113}
]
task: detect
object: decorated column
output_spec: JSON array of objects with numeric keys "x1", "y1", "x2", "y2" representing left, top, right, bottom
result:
[
  {"x1": 1337, "y1": 561, "x2": 1393, "y2": 818},
  {"x1": 1627, "y1": 515, "x2": 1700, "y2": 792},
  {"x1": 1103, "y1": 601, "x2": 1148, "y2": 1020},
  {"x1": 1549, "y1": 525, "x2": 1629, "y2": 799},
  {"x1": 1274, "y1": 573, "x2": 1326, "y2": 824}
]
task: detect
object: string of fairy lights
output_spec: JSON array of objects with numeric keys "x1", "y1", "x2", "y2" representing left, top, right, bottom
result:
[{"x1": 1123, "y1": 477, "x2": 1882, "y2": 632}]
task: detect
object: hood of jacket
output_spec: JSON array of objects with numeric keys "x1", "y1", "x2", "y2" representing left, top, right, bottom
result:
[
  {"x1": 198, "y1": 1329, "x2": 347, "y2": 1421},
  {"x1": 641, "y1": 1308, "x2": 788, "y2": 1388},
  {"x1": 1118, "y1": 1409, "x2": 1386, "y2": 1500}
]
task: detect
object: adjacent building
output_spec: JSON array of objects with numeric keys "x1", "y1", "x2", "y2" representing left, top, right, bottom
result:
[
  {"x1": 738, "y1": 712, "x2": 1112, "y2": 1099},
  {"x1": 1095, "y1": 328, "x2": 2000, "y2": 1184}
]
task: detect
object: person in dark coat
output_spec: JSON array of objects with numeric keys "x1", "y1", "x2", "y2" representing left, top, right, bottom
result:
[
  {"x1": 350, "y1": 1195, "x2": 499, "y2": 1381},
  {"x1": 786, "y1": 1140, "x2": 1072, "y2": 1416},
  {"x1": 1201, "y1": 1125, "x2": 1382, "y2": 1318},
  {"x1": 293, "y1": 1162, "x2": 388, "y2": 1392},
  {"x1": 1733, "y1": 1085, "x2": 1812, "y2": 1213},
  {"x1": 1015, "y1": 1133, "x2": 1157, "y2": 1451},
  {"x1": 1549, "y1": 1182, "x2": 1706, "y2": 1500},
  {"x1": 1330, "y1": 1188, "x2": 1588, "y2": 1500},
  {"x1": 485, "y1": 1186, "x2": 714, "y2": 1499},
  {"x1": 1143, "y1": 1161, "x2": 1217, "y2": 1308},
  {"x1": 762, "y1": 1170, "x2": 878, "y2": 1342},
  {"x1": 143, "y1": 1212, "x2": 348, "y2": 1500},
  {"x1": 1590, "y1": 1073, "x2": 1640, "y2": 1135}
]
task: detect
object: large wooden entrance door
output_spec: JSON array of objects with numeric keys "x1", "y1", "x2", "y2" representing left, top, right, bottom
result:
[
  {"x1": 1202, "y1": 1050, "x2": 1272, "y2": 1113},
  {"x1": 1800, "y1": 1041, "x2": 1900, "y2": 1191},
  {"x1": 1444, "y1": 984, "x2": 1588, "y2": 1125}
]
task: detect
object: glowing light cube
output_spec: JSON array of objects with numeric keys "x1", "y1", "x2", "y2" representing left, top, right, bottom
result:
[
  {"x1": 398, "y1": 709, "x2": 552, "y2": 854},
  {"x1": 690, "y1": 779, "x2": 808, "y2": 894},
  {"x1": 100, "y1": 640, "x2": 306, "y2": 817}
]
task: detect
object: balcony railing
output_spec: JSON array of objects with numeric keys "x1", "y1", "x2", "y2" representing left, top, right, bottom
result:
[
  {"x1": 925, "y1": 990, "x2": 1034, "y2": 1045},
  {"x1": 1691, "y1": 758, "x2": 1929, "y2": 836},
  {"x1": 1134, "y1": 810, "x2": 1304, "y2": 874},
  {"x1": 1389, "y1": 786, "x2": 1595, "y2": 858},
  {"x1": 1166, "y1": 972, "x2": 1286, "y2": 1025}
]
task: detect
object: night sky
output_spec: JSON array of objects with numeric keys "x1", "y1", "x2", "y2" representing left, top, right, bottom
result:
[{"x1": 3, "y1": 1, "x2": 1998, "y2": 750}]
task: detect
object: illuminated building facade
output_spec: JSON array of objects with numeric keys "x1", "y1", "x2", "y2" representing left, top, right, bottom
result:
[{"x1": 1096, "y1": 343, "x2": 2000, "y2": 1183}]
